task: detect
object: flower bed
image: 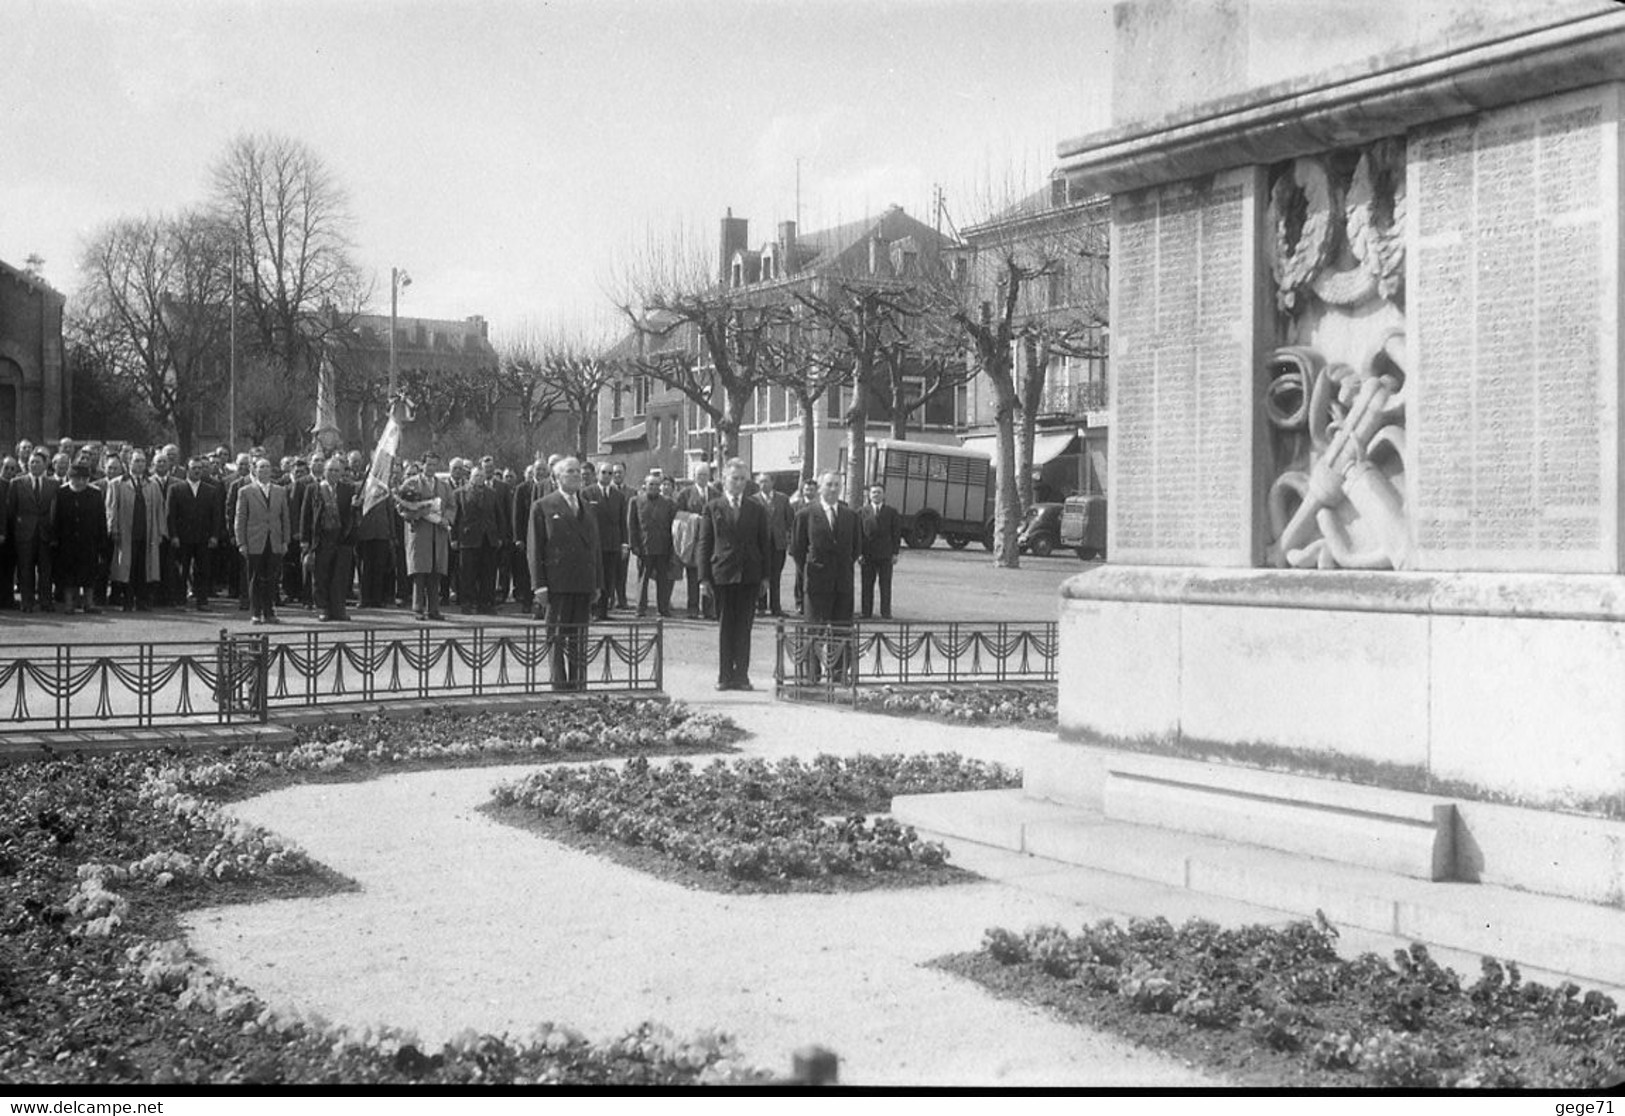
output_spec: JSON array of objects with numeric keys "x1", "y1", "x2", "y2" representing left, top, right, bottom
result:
[
  {"x1": 853, "y1": 685, "x2": 1057, "y2": 729},
  {"x1": 489, "y1": 752, "x2": 1020, "y2": 891},
  {"x1": 938, "y1": 917, "x2": 1625, "y2": 1089},
  {"x1": 0, "y1": 700, "x2": 766, "y2": 1086},
  {"x1": 187, "y1": 699, "x2": 742, "y2": 802}
]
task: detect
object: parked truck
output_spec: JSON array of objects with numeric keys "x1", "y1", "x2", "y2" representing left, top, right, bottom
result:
[{"x1": 847, "y1": 439, "x2": 996, "y2": 550}]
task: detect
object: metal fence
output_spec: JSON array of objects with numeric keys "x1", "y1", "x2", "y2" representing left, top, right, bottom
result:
[
  {"x1": 0, "y1": 622, "x2": 664, "y2": 733},
  {"x1": 772, "y1": 619, "x2": 1057, "y2": 704}
]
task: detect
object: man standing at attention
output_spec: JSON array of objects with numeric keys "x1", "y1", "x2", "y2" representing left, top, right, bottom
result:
[
  {"x1": 790, "y1": 469, "x2": 860, "y2": 681},
  {"x1": 5, "y1": 450, "x2": 57, "y2": 613},
  {"x1": 452, "y1": 463, "x2": 502, "y2": 614},
  {"x1": 301, "y1": 455, "x2": 359, "y2": 622},
  {"x1": 168, "y1": 456, "x2": 222, "y2": 612},
  {"x1": 695, "y1": 458, "x2": 770, "y2": 691},
  {"x1": 582, "y1": 461, "x2": 627, "y2": 621},
  {"x1": 858, "y1": 482, "x2": 904, "y2": 620},
  {"x1": 755, "y1": 471, "x2": 793, "y2": 618},
  {"x1": 626, "y1": 471, "x2": 676, "y2": 618},
  {"x1": 676, "y1": 462, "x2": 719, "y2": 620},
  {"x1": 235, "y1": 457, "x2": 291, "y2": 625},
  {"x1": 528, "y1": 457, "x2": 601, "y2": 690}
]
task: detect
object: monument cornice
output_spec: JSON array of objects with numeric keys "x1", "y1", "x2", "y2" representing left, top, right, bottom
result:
[{"x1": 1057, "y1": 10, "x2": 1625, "y2": 196}]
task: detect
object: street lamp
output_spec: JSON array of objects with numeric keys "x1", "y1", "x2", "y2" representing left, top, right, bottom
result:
[{"x1": 389, "y1": 267, "x2": 412, "y2": 397}]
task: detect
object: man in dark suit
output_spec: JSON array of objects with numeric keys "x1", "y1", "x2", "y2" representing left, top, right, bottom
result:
[
  {"x1": 5, "y1": 451, "x2": 57, "y2": 612},
  {"x1": 859, "y1": 482, "x2": 904, "y2": 620},
  {"x1": 583, "y1": 461, "x2": 628, "y2": 621},
  {"x1": 283, "y1": 456, "x2": 315, "y2": 607},
  {"x1": 452, "y1": 464, "x2": 503, "y2": 614},
  {"x1": 300, "y1": 455, "x2": 360, "y2": 622},
  {"x1": 790, "y1": 469, "x2": 861, "y2": 682},
  {"x1": 479, "y1": 456, "x2": 513, "y2": 603},
  {"x1": 755, "y1": 471, "x2": 794, "y2": 618},
  {"x1": 696, "y1": 458, "x2": 770, "y2": 691},
  {"x1": 677, "y1": 463, "x2": 720, "y2": 619},
  {"x1": 151, "y1": 453, "x2": 183, "y2": 607},
  {"x1": 0, "y1": 465, "x2": 13, "y2": 610},
  {"x1": 788, "y1": 476, "x2": 818, "y2": 615},
  {"x1": 509, "y1": 463, "x2": 541, "y2": 610},
  {"x1": 627, "y1": 471, "x2": 677, "y2": 617},
  {"x1": 606, "y1": 462, "x2": 632, "y2": 609},
  {"x1": 236, "y1": 457, "x2": 292, "y2": 624},
  {"x1": 528, "y1": 456, "x2": 602, "y2": 690},
  {"x1": 168, "y1": 456, "x2": 222, "y2": 611}
]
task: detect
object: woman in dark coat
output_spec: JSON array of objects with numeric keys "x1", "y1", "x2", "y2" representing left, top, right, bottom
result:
[{"x1": 54, "y1": 463, "x2": 109, "y2": 613}]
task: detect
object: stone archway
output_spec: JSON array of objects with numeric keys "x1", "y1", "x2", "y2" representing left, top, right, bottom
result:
[{"x1": 0, "y1": 357, "x2": 23, "y2": 452}]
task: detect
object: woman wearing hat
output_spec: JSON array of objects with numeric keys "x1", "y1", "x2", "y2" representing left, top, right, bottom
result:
[{"x1": 55, "y1": 462, "x2": 108, "y2": 613}]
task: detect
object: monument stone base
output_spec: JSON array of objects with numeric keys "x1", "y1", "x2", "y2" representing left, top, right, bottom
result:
[{"x1": 1054, "y1": 565, "x2": 1625, "y2": 808}]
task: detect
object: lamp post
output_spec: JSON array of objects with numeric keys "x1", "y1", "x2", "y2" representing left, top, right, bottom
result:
[
  {"x1": 228, "y1": 244, "x2": 238, "y2": 450},
  {"x1": 389, "y1": 266, "x2": 412, "y2": 398}
]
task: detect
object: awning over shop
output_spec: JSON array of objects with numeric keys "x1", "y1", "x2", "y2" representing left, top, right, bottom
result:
[
  {"x1": 959, "y1": 429, "x2": 1080, "y2": 467},
  {"x1": 601, "y1": 422, "x2": 647, "y2": 446}
]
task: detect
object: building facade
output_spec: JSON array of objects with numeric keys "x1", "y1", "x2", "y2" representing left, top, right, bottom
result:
[
  {"x1": 0, "y1": 258, "x2": 69, "y2": 447},
  {"x1": 597, "y1": 206, "x2": 968, "y2": 484},
  {"x1": 956, "y1": 184, "x2": 1110, "y2": 501}
]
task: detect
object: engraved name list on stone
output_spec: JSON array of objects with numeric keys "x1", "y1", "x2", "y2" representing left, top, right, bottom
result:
[
  {"x1": 1410, "y1": 85, "x2": 1623, "y2": 572},
  {"x1": 1109, "y1": 169, "x2": 1256, "y2": 566}
]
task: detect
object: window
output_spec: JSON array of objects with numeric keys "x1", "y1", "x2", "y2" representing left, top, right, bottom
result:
[
  {"x1": 755, "y1": 385, "x2": 769, "y2": 426},
  {"x1": 828, "y1": 384, "x2": 844, "y2": 422},
  {"x1": 633, "y1": 375, "x2": 652, "y2": 417},
  {"x1": 1047, "y1": 262, "x2": 1070, "y2": 310},
  {"x1": 651, "y1": 415, "x2": 661, "y2": 448},
  {"x1": 667, "y1": 416, "x2": 677, "y2": 447},
  {"x1": 611, "y1": 385, "x2": 624, "y2": 421}
]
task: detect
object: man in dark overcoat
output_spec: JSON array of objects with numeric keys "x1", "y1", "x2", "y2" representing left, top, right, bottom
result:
[
  {"x1": 528, "y1": 456, "x2": 602, "y2": 690},
  {"x1": 789, "y1": 469, "x2": 861, "y2": 682},
  {"x1": 626, "y1": 471, "x2": 676, "y2": 617},
  {"x1": 858, "y1": 482, "x2": 904, "y2": 620},
  {"x1": 695, "y1": 458, "x2": 770, "y2": 691},
  {"x1": 583, "y1": 461, "x2": 628, "y2": 620},
  {"x1": 167, "y1": 456, "x2": 222, "y2": 611}
]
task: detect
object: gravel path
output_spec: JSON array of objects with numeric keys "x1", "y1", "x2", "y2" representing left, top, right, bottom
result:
[{"x1": 181, "y1": 694, "x2": 1216, "y2": 1087}]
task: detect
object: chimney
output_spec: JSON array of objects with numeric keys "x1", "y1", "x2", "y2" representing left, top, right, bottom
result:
[
  {"x1": 466, "y1": 314, "x2": 488, "y2": 339},
  {"x1": 719, "y1": 208, "x2": 749, "y2": 284},
  {"x1": 777, "y1": 220, "x2": 797, "y2": 271}
]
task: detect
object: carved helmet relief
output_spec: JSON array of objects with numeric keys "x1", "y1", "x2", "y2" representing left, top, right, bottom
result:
[{"x1": 1263, "y1": 139, "x2": 1411, "y2": 571}]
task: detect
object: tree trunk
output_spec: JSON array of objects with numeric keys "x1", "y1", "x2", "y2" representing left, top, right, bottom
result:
[
  {"x1": 1017, "y1": 336, "x2": 1043, "y2": 511},
  {"x1": 847, "y1": 406, "x2": 867, "y2": 499},
  {"x1": 175, "y1": 414, "x2": 196, "y2": 461},
  {"x1": 799, "y1": 393, "x2": 817, "y2": 482},
  {"x1": 992, "y1": 398, "x2": 1022, "y2": 569}
]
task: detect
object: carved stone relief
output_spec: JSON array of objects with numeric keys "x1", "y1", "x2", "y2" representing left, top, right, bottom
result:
[{"x1": 1263, "y1": 140, "x2": 1410, "y2": 570}]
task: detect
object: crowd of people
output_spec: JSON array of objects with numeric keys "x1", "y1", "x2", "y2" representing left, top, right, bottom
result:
[{"x1": 0, "y1": 435, "x2": 908, "y2": 690}]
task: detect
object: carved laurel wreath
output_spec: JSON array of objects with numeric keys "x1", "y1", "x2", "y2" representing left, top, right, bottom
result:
[{"x1": 1268, "y1": 142, "x2": 1407, "y2": 313}]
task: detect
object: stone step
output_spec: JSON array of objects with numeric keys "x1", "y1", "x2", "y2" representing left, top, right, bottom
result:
[
  {"x1": 1102, "y1": 768, "x2": 1453, "y2": 879},
  {"x1": 892, "y1": 789, "x2": 1625, "y2": 989}
]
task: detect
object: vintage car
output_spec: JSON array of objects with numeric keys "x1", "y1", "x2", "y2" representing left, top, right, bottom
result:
[
  {"x1": 1017, "y1": 502, "x2": 1064, "y2": 556},
  {"x1": 1060, "y1": 494, "x2": 1108, "y2": 560}
]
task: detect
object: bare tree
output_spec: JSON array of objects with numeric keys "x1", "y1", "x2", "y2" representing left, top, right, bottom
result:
[
  {"x1": 928, "y1": 173, "x2": 1108, "y2": 567},
  {"x1": 761, "y1": 312, "x2": 850, "y2": 482},
  {"x1": 210, "y1": 132, "x2": 367, "y2": 430},
  {"x1": 874, "y1": 332, "x2": 978, "y2": 441},
  {"x1": 612, "y1": 225, "x2": 788, "y2": 461},
  {"x1": 73, "y1": 210, "x2": 233, "y2": 456},
  {"x1": 497, "y1": 322, "x2": 620, "y2": 459}
]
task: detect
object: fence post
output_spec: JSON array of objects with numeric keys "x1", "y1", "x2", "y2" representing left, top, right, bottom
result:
[
  {"x1": 654, "y1": 620, "x2": 664, "y2": 693},
  {"x1": 215, "y1": 628, "x2": 229, "y2": 724},
  {"x1": 257, "y1": 633, "x2": 271, "y2": 723}
]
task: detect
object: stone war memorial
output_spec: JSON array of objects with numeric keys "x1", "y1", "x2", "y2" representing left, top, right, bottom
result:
[{"x1": 903, "y1": 0, "x2": 1625, "y2": 988}]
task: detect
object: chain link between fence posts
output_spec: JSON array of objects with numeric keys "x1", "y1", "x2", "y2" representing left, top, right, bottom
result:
[
  {"x1": 773, "y1": 618, "x2": 1057, "y2": 705},
  {"x1": 0, "y1": 622, "x2": 665, "y2": 734}
]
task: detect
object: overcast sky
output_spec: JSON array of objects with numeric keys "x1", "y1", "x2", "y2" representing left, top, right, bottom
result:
[{"x1": 2, "y1": 0, "x2": 1115, "y2": 339}]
